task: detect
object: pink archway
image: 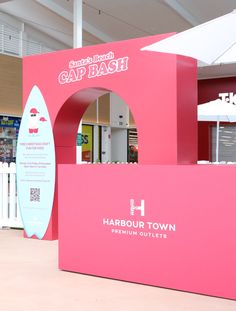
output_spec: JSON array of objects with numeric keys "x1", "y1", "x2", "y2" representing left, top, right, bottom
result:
[{"x1": 23, "y1": 33, "x2": 197, "y2": 240}]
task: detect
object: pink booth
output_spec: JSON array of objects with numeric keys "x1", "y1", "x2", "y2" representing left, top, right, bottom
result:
[{"x1": 22, "y1": 34, "x2": 236, "y2": 300}]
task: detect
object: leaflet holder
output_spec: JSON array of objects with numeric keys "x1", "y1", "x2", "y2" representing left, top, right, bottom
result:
[{"x1": 22, "y1": 34, "x2": 236, "y2": 300}]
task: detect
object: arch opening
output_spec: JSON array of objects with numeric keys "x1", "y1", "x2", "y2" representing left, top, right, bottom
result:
[{"x1": 54, "y1": 87, "x2": 138, "y2": 165}]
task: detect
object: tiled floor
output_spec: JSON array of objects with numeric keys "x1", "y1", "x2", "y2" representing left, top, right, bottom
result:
[{"x1": 0, "y1": 229, "x2": 235, "y2": 311}]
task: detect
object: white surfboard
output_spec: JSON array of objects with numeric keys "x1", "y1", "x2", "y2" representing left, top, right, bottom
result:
[{"x1": 16, "y1": 85, "x2": 55, "y2": 239}]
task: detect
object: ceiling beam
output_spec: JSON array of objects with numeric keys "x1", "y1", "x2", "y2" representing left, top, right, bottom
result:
[
  {"x1": 82, "y1": 20, "x2": 113, "y2": 43},
  {"x1": 163, "y1": 0, "x2": 200, "y2": 26},
  {"x1": 36, "y1": 0, "x2": 114, "y2": 42},
  {"x1": 35, "y1": 0, "x2": 72, "y2": 22}
]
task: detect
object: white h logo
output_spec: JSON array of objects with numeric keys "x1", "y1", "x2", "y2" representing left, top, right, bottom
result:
[{"x1": 130, "y1": 199, "x2": 145, "y2": 217}]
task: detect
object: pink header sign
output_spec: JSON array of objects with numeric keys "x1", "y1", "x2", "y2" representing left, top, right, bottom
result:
[{"x1": 22, "y1": 33, "x2": 236, "y2": 299}]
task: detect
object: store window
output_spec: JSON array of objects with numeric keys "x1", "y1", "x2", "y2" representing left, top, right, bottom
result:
[
  {"x1": 0, "y1": 115, "x2": 21, "y2": 163},
  {"x1": 77, "y1": 124, "x2": 94, "y2": 162},
  {"x1": 76, "y1": 93, "x2": 138, "y2": 164},
  {"x1": 211, "y1": 125, "x2": 236, "y2": 162}
]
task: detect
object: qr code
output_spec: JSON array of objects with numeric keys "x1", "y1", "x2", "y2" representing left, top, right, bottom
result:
[{"x1": 30, "y1": 188, "x2": 40, "y2": 202}]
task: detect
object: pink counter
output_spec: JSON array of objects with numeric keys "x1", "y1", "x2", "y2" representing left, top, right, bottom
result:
[{"x1": 58, "y1": 164, "x2": 236, "y2": 300}]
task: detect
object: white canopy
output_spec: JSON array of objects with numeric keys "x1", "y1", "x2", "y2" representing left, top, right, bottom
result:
[
  {"x1": 198, "y1": 98, "x2": 236, "y2": 162},
  {"x1": 141, "y1": 10, "x2": 236, "y2": 65},
  {"x1": 198, "y1": 99, "x2": 236, "y2": 122}
]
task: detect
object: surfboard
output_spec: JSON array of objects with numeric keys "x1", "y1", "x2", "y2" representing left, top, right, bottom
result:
[{"x1": 16, "y1": 85, "x2": 55, "y2": 239}]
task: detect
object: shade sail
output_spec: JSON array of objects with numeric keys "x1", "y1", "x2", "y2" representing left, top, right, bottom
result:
[{"x1": 141, "y1": 10, "x2": 236, "y2": 65}]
